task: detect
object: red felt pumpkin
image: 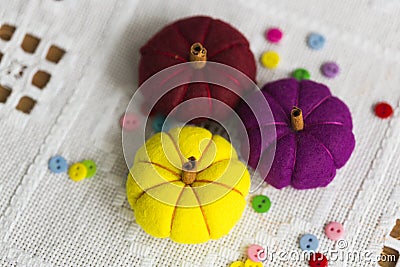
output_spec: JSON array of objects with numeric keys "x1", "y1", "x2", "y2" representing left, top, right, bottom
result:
[{"x1": 139, "y1": 16, "x2": 256, "y2": 121}]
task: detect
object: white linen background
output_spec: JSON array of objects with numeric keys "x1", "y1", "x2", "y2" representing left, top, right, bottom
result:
[{"x1": 0, "y1": 0, "x2": 400, "y2": 266}]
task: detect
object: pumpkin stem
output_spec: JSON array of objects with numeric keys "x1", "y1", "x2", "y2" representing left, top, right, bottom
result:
[
  {"x1": 189, "y1": 43, "x2": 207, "y2": 69},
  {"x1": 182, "y1": 156, "x2": 197, "y2": 185},
  {"x1": 291, "y1": 106, "x2": 304, "y2": 131}
]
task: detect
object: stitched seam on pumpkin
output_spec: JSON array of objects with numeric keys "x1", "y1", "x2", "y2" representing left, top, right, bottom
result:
[
  {"x1": 208, "y1": 42, "x2": 248, "y2": 59},
  {"x1": 190, "y1": 186, "x2": 211, "y2": 237},
  {"x1": 196, "y1": 136, "x2": 214, "y2": 166},
  {"x1": 303, "y1": 95, "x2": 332, "y2": 120},
  {"x1": 134, "y1": 180, "x2": 181, "y2": 203},
  {"x1": 196, "y1": 159, "x2": 229, "y2": 175},
  {"x1": 137, "y1": 161, "x2": 181, "y2": 177},
  {"x1": 194, "y1": 180, "x2": 244, "y2": 197},
  {"x1": 170, "y1": 185, "x2": 188, "y2": 233},
  {"x1": 204, "y1": 82, "x2": 213, "y2": 112},
  {"x1": 172, "y1": 24, "x2": 191, "y2": 49},
  {"x1": 263, "y1": 90, "x2": 292, "y2": 122},
  {"x1": 158, "y1": 68, "x2": 188, "y2": 88},
  {"x1": 142, "y1": 50, "x2": 186, "y2": 62},
  {"x1": 290, "y1": 134, "x2": 298, "y2": 185},
  {"x1": 303, "y1": 132, "x2": 336, "y2": 167},
  {"x1": 201, "y1": 18, "x2": 213, "y2": 44},
  {"x1": 245, "y1": 122, "x2": 289, "y2": 133},
  {"x1": 210, "y1": 67, "x2": 241, "y2": 87},
  {"x1": 165, "y1": 132, "x2": 185, "y2": 164},
  {"x1": 305, "y1": 121, "x2": 347, "y2": 127}
]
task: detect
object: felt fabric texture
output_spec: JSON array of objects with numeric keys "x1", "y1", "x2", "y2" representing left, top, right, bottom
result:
[
  {"x1": 139, "y1": 16, "x2": 256, "y2": 121},
  {"x1": 237, "y1": 78, "x2": 355, "y2": 189},
  {"x1": 126, "y1": 126, "x2": 250, "y2": 244}
]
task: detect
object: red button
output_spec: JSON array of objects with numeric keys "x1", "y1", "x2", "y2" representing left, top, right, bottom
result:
[
  {"x1": 309, "y1": 253, "x2": 328, "y2": 267},
  {"x1": 375, "y1": 102, "x2": 393, "y2": 119}
]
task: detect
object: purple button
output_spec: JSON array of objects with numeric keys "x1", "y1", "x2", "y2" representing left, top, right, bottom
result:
[
  {"x1": 265, "y1": 27, "x2": 283, "y2": 43},
  {"x1": 321, "y1": 62, "x2": 340, "y2": 78}
]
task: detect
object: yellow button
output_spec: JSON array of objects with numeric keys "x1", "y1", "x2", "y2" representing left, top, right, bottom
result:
[
  {"x1": 260, "y1": 51, "x2": 280, "y2": 69},
  {"x1": 68, "y1": 163, "x2": 87, "y2": 182},
  {"x1": 230, "y1": 261, "x2": 245, "y2": 267},
  {"x1": 245, "y1": 259, "x2": 263, "y2": 267}
]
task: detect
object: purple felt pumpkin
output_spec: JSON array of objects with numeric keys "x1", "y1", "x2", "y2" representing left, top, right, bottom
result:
[{"x1": 237, "y1": 78, "x2": 355, "y2": 189}]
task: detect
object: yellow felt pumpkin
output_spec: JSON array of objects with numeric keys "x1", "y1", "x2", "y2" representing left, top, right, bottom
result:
[{"x1": 126, "y1": 126, "x2": 250, "y2": 244}]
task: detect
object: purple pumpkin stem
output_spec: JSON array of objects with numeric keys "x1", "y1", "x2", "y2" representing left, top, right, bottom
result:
[{"x1": 291, "y1": 106, "x2": 304, "y2": 131}]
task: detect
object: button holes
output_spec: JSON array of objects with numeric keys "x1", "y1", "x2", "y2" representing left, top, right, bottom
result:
[
  {"x1": 337, "y1": 229, "x2": 341, "y2": 233},
  {"x1": 46, "y1": 45, "x2": 65, "y2": 63},
  {"x1": 309, "y1": 238, "x2": 313, "y2": 242},
  {"x1": 56, "y1": 159, "x2": 60, "y2": 163},
  {"x1": 0, "y1": 24, "x2": 16, "y2": 41},
  {"x1": 306, "y1": 245, "x2": 310, "y2": 248},
  {"x1": 21, "y1": 34, "x2": 41, "y2": 53},
  {"x1": 32, "y1": 70, "x2": 51, "y2": 89},
  {"x1": 76, "y1": 167, "x2": 80, "y2": 170},
  {"x1": 16, "y1": 96, "x2": 36, "y2": 114},
  {"x1": 330, "y1": 228, "x2": 335, "y2": 231},
  {"x1": 57, "y1": 166, "x2": 60, "y2": 169},
  {"x1": 0, "y1": 85, "x2": 11, "y2": 103},
  {"x1": 258, "y1": 204, "x2": 262, "y2": 208},
  {"x1": 261, "y1": 199, "x2": 266, "y2": 203}
]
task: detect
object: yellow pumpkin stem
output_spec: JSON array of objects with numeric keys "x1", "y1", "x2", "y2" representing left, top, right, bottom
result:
[
  {"x1": 182, "y1": 156, "x2": 197, "y2": 185},
  {"x1": 291, "y1": 106, "x2": 304, "y2": 131},
  {"x1": 189, "y1": 42, "x2": 207, "y2": 69}
]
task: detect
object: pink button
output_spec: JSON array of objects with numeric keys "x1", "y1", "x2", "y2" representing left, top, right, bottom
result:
[
  {"x1": 247, "y1": 244, "x2": 265, "y2": 262},
  {"x1": 120, "y1": 113, "x2": 140, "y2": 131},
  {"x1": 325, "y1": 222, "x2": 345, "y2": 240},
  {"x1": 265, "y1": 27, "x2": 283, "y2": 43}
]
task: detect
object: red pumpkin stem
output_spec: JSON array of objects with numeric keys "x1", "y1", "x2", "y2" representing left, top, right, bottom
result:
[
  {"x1": 291, "y1": 106, "x2": 304, "y2": 131},
  {"x1": 189, "y1": 43, "x2": 207, "y2": 69},
  {"x1": 182, "y1": 156, "x2": 197, "y2": 185}
]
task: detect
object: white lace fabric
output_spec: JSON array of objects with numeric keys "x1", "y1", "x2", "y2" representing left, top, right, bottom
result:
[{"x1": 1, "y1": 0, "x2": 400, "y2": 266}]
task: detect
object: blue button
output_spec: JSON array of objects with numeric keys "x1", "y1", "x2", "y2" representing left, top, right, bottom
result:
[
  {"x1": 299, "y1": 234, "x2": 319, "y2": 251},
  {"x1": 48, "y1": 155, "x2": 68, "y2": 173},
  {"x1": 152, "y1": 115, "x2": 166, "y2": 132},
  {"x1": 307, "y1": 33, "x2": 325, "y2": 50}
]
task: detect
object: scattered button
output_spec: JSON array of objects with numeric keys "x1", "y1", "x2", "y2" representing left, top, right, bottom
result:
[
  {"x1": 68, "y1": 163, "x2": 87, "y2": 182},
  {"x1": 252, "y1": 195, "x2": 271, "y2": 213},
  {"x1": 230, "y1": 261, "x2": 245, "y2": 267},
  {"x1": 375, "y1": 102, "x2": 393, "y2": 119},
  {"x1": 321, "y1": 62, "x2": 340, "y2": 78},
  {"x1": 309, "y1": 252, "x2": 328, "y2": 267},
  {"x1": 300, "y1": 234, "x2": 319, "y2": 251},
  {"x1": 265, "y1": 27, "x2": 283, "y2": 43},
  {"x1": 244, "y1": 259, "x2": 263, "y2": 267},
  {"x1": 292, "y1": 68, "x2": 310, "y2": 81},
  {"x1": 325, "y1": 221, "x2": 345, "y2": 240},
  {"x1": 247, "y1": 244, "x2": 265, "y2": 262},
  {"x1": 120, "y1": 113, "x2": 140, "y2": 131},
  {"x1": 260, "y1": 51, "x2": 280, "y2": 69},
  {"x1": 307, "y1": 33, "x2": 325, "y2": 50},
  {"x1": 152, "y1": 114, "x2": 166, "y2": 132},
  {"x1": 82, "y1": 160, "x2": 96, "y2": 179},
  {"x1": 48, "y1": 156, "x2": 68, "y2": 173}
]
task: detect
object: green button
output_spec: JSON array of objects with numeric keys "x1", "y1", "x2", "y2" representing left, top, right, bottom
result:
[
  {"x1": 252, "y1": 195, "x2": 271, "y2": 213},
  {"x1": 292, "y1": 68, "x2": 310, "y2": 81},
  {"x1": 82, "y1": 160, "x2": 97, "y2": 178}
]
